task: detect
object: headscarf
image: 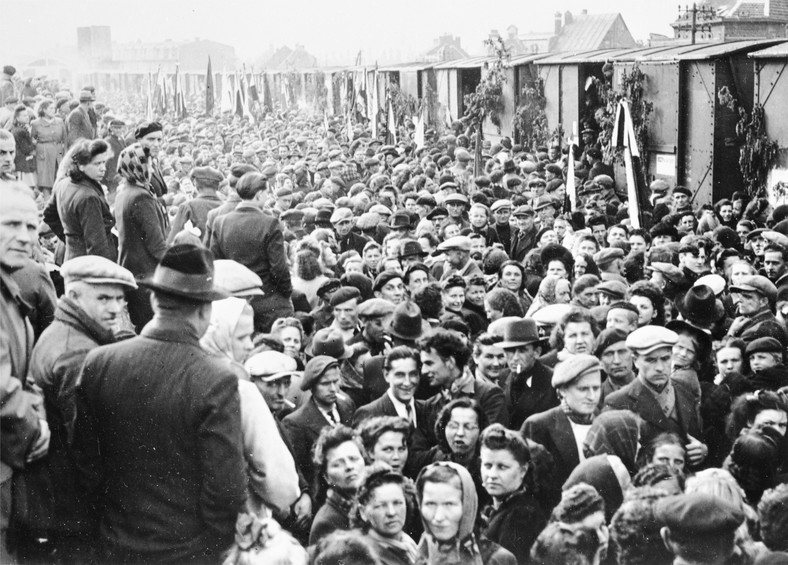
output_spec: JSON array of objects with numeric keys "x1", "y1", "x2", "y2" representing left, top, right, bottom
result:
[
  {"x1": 117, "y1": 142, "x2": 151, "y2": 188},
  {"x1": 583, "y1": 410, "x2": 641, "y2": 475},
  {"x1": 200, "y1": 297, "x2": 252, "y2": 378},
  {"x1": 563, "y1": 454, "x2": 630, "y2": 522},
  {"x1": 525, "y1": 275, "x2": 559, "y2": 317},
  {"x1": 417, "y1": 461, "x2": 484, "y2": 565}
]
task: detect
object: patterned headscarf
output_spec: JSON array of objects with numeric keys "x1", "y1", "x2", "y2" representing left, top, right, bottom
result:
[{"x1": 117, "y1": 143, "x2": 150, "y2": 188}]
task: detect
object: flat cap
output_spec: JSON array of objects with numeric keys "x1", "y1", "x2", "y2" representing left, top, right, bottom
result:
[
  {"x1": 729, "y1": 275, "x2": 778, "y2": 304},
  {"x1": 594, "y1": 174, "x2": 615, "y2": 188},
  {"x1": 191, "y1": 166, "x2": 224, "y2": 185},
  {"x1": 61, "y1": 256, "x2": 137, "y2": 289},
  {"x1": 490, "y1": 199, "x2": 512, "y2": 213},
  {"x1": 594, "y1": 328, "x2": 629, "y2": 357},
  {"x1": 213, "y1": 260, "x2": 263, "y2": 297},
  {"x1": 245, "y1": 351, "x2": 300, "y2": 382},
  {"x1": 512, "y1": 205, "x2": 535, "y2": 217},
  {"x1": 647, "y1": 261, "x2": 686, "y2": 283},
  {"x1": 426, "y1": 207, "x2": 448, "y2": 220},
  {"x1": 280, "y1": 209, "x2": 304, "y2": 222},
  {"x1": 301, "y1": 355, "x2": 340, "y2": 391},
  {"x1": 552, "y1": 354, "x2": 602, "y2": 388},
  {"x1": 364, "y1": 157, "x2": 380, "y2": 167},
  {"x1": 437, "y1": 236, "x2": 472, "y2": 253},
  {"x1": 653, "y1": 493, "x2": 744, "y2": 535},
  {"x1": 356, "y1": 212, "x2": 379, "y2": 230},
  {"x1": 650, "y1": 179, "x2": 670, "y2": 194},
  {"x1": 595, "y1": 280, "x2": 628, "y2": 299},
  {"x1": 370, "y1": 204, "x2": 392, "y2": 216},
  {"x1": 594, "y1": 248, "x2": 625, "y2": 267},
  {"x1": 317, "y1": 278, "x2": 342, "y2": 298},
  {"x1": 746, "y1": 336, "x2": 783, "y2": 355},
  {"x1": 330, "y1": 207, "x2": 354, "y2": 224},
  {"x1": 532, "y1": 303, "x2": 574, "y2": 327},
  {"x1": 329, "y1": 285, "x2": 361, "y2": 307},
  {"x1": 443, "y1": 193, "x2": 469, "y2": 206},
  {"x1": 626, "y1": 326, "x2": 678, "y2": 355},
  {"x1": 357, "y1": 297, "x2": 396, "y2": 319}
]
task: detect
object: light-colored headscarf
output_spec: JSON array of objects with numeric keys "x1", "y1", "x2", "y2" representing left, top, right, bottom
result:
[
  {"x1": 117, "y1": 142, "x2": 151, "y2": 188},
  {"x1": 200, "y1": 297, "x2": 253, "y2": 378}
]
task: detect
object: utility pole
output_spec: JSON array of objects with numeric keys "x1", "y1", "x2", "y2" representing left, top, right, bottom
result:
[{"x1": 678, "y1": 4, "x2": 713, "y2": 44}]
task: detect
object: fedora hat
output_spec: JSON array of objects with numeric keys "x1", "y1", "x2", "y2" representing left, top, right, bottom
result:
[
  {"x1": 138, "y1": 244, "x2": 229, "y2": 302},
  {"x1": 306, "y1": 328, "x2": 352, "y2": 359},
  {"x1": 498, "y1": 319, "x2": 543, "y2": 349},
  {"x1": 387, "y1": 301, "x2": 424, "y2": 341},
  {"x1": 676, "y1": 284, "x2": 725, "y2": 328}
]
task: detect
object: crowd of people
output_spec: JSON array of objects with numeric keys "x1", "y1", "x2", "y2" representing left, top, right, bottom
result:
[{"x1": 1, "y1": 63, "x2": 788, "y2": 565}]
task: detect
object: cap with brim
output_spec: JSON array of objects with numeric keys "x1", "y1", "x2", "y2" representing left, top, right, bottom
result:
[
  {"x1": 552, "y1": 354, "x2": 602, "y2": 388},
  {"x1": 213, "y1": 259, "x2": 264, "y2": 297},
  {"x1": 746, "y1": 228, "x2": 767, "y2": 240},
  {"x1": 694, "y1": 274, "x2": 726, "y2": 296},
  {"x1": 498, "y1": 319, "x2": 543, "y2": 349},
  {"x1": 437, "y1": 236, "x2": 472, "y2": 253},
  {"x1": 137, "y1": 244, "x2": 229, "y2": 302},
  {"x1": 245, "y1": 351, "x2": 301, "y2": 382},
  {"x1": 490, "y1": 199, "x2": 512, "y2": 213},
  {"x1": 626, "y1": 325, "x2": 679, "y2": 355},
  {"x1": 301, "y1": 356, "x2": 340, "y2": 391},
  {"x1": 61, "y1": 256, "x2": 138, "y2": 289},
  {"x1": 729, "y1": 275, "x2": 778, "y2": 305},
  {"x1": 512, "y1": 205, "x2": 535, "y2": 217}
]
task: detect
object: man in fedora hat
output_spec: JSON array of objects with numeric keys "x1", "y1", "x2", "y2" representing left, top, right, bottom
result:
[
  {"x1": 497, "y1": 319, "x2": 557, "y2": 430},
  {"x1": 282, "y1": 356, "x2": 355, "y2": 488},
  {"x1": 728, "y1": 274, "x2": 788, "y2": 349},
  {"x1": 65, "y1": 90, "x2": 95, "y2": 147},
  {"x1": 73, "y1": 244, "x2": 247, "y2": 563},
  {"x1": 419, "y1": 328, "x2": 508, "y2": 443}
]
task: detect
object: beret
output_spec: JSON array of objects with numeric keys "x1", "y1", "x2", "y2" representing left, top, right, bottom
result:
[
  {"x1": 357, "y1": 297, "x2": 396, "y2": 319},
  {"x1": 512, "y1": 205, "x2": 535, "y2": 217},
  {"x1": 317, "y1": 278, "x2": 341, "y2": 297},
  {"x1": 653, "y1": 493, "x2": 743, "y2": 535},
  {"x1": 746, "y1": 336, "x2": 782, "y2": 355},
  {"x1": 730, "y1": 275, "x2": 778, "y2": 305},
  {"x1": 552, "y1": 354, "x2": 602, "y2": 388},
  {"x1": 626, "y1": 325, "x2": 678, "y2": 354},
  {"x1": 437, "y1": 236, "x2": 472, "y2": 253},
  {"x1": 416, "y1": 194, "x2": 437, "y2": 207},
  {"x1": 594, "y1": 328, "x2": 629, "y2": 357},
  {"x1": 329, "y1": 286, "x2": 361, "y2": 307},
  {"x1": 364, "y1": 157, "x2": 380, "y2": 167},
  {"x1": 110, "y1": 118, "x2": 125, "y2": 127},
  {"x1": 134, "y1": 120, "x2": 163, "y2": 139},
  {"x1": 330, "y1": 207, "x2": 354, "y2": 224},
  {"x1": 262, "y1": 165, "x2": 278, "y2": 177},
  {"x1": 61, "y1": 256, "x2": 137, "y2": 289},
  {"x1": 313, "y1": 198, "x2": 335, "y2": 210},
  {"x1": 315, "y1": 208, "x2": 333, "y2": 225},
  {"x1": 594, "y1": 248, "x2": 625, "y2": 267},
  {"x1": 474, "y1": 176, "x2": 492, "y2": 188},
  {"x1": 426, "y1": 207, "x2": 448, "y2": 220},
  {"x1": 301, "y1": 355, "x2": 340, "y2": 391},
  {"x1": 595, "y1": 280, "x2": 628, "y2": 298},
  {"x1": 490, "y1": 199, "x2": 512, "y2": 212},
  {"x1": 506, "y1": 177, "x2": 524, "y2": 188},
  {"x1": 213, "y1": 259, "x2": 263, "y2": 297},
  {"x1": 191, "y1": 166, "x2": 224, "y2": 185},
  {"x1": 373, "y1": 270, "x2": 404, "y2": 293},
  {"x1": 673, "y1": 186, "x2": 692, "y2": 197},
  {"x1": 245, "y1": 351, "x2": 300, "y2": 382}
]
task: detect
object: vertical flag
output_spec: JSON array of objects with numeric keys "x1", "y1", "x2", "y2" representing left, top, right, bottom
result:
[
  {"x1": 370, "y1": 68, "x2": 379, "y2": 139},
  {"x1": 612, "y1": 100, "x2": 642, "y2": 229},
  {"x1": 388, "y1": 100, "x2": 396, "y2": 145},
  {"x1": 220, "y1": 67, "x2": 233, "y2": 113},
  {"x1": 146, "y1": 72, "x2": 153, "y2": 121},
  {"x1": 414, "y1": 108, "x2": 425, "y2": 150},
  {"x1": 155, "y1": 66, "x2": 169, "y2": 115},
  {"x1": 174, "y1": 64, "x2": 186, "y2": 118},
  {"x1": 206, "y1": 57, "x2": 214, "y2": 115}
]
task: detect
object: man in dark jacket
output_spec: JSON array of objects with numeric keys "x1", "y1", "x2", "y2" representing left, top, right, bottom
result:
[
  {"x1": 210, "y1": 171, "x2": 293, "y2": 332},
  {"x1": 133, "y1": 121, "x2": 168, "y2": 200},
  {"x1": 331, "y1": 207, "x2": 369, "y2": 255},
  {"x1": 167, "y1": 166, "x2": 224, "y2": 243},
  {"x1": 728, "y1": 275, "x2": 788, "y2": 350},
  {"x1": 73, "y1": 245, "x2": 246, "y2": 564},
  {"x1": 28, "y1": 256, "x2": 137, "y2": 562},
  {"x1": 102, "y1": 119, "x2": 126, "y2": 199},
  {"x1": 509, "y1": 205, "x2": 537, "y2": 262},
  {"x1": 65, "y1": 91, "x2": 95, "y2": 148}
]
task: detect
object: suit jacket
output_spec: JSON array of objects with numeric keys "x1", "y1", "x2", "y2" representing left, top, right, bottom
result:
[
  {"x1": 603, "y1": 377, "x2": 701, "y2": 445},
  {"x1": 510, "y1": 225, "x2": 537, "y2": 263},
  {"x1": 72, "y1": 317, "x2": 247, "y2": 563},
  {"x1": 281, "y1": 396, "x2": 355, "y2": 488},
  {"x1": 66, "y1": 106, "x2": 94, "y2": 147},
  {"x1": 504, "y1": 360, "x2": 557, "y2": 430},
  {"x1": 423, "y1": 377, "x2": 508, "y2": 444},
  {"x1": 210, "y1": 203, "x2": 292, "y2": 297},
  {"x1": 521, "y1": 406, "x2": 580, "y2": 488}
]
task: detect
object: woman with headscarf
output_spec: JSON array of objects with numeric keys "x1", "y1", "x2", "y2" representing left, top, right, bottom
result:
[
  {"x1": 113, "y1": 143, "x2": 168, "y2": 331},
  {"x1": 583, "y1": 410, "x2": 642, "y2": 477},
  {"x1": 200, "y1": 297, "x2": 300, "y2": 518},
  {"x1": 525, "y1": 276, "x2": 560, "y2": 318},
  {"x1": 415, "y1": 462, "x2": 516, "y2": 565}
]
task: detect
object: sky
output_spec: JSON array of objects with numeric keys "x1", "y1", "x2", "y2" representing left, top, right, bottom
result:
[{"x1": 2, "y1": 0, "x2": 680, "y2": 66}]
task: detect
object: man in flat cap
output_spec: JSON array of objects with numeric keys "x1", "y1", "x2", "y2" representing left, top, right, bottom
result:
[
  {"x1": 28, "y1": 256, "x2": 137, "y2": 561},
  {"x1": 167, "y1": 166, "x2": 225, "y2": 244},
  {"x1": 331, "y1": 207, "x2": 368, "y2": 255},
  {"x1": 73, "y1": 244, "x2": 246, "y2": 563},
  {"x1": 510, "y1": 205, "x2": 537, "y2": 262},
  {"x1": 282, "y1": 356, "x2": 355, "y2": 489},
  {"x1": 604, "y1": 326, "x2": 707, "y2": 467},
  {"x1": 432, "y1": 235, "x2": 483, "y2": 282},
  {"x1": 66, "y1": 90, "x2": 95, "y2": 148},
  {"x1": 594, "y1": 247, "x2": 626, "y2": 282},
  {"x1": 655, "y1": 493, "x2": 744, "y2": 565},
  {"x1": 728, "y1": 274, "x2": 788, "y2": 350},
  {"x1": 348, "y1": 297, "x2": 395, "y2": 358}
]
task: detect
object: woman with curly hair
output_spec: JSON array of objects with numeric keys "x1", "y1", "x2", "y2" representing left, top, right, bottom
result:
[
  {"x1": 627, "y1": 280, "x2": 665, "y2": 327},
  {"x1": 496, "y1": 260, "x2": 532, "y2": 314},
  {"x1": 271, "y1": 317, "x2": 307, "y2": 370},
  {"x1": 291, "y1": 237, "x2": 331, "y2": 308},
  {"x1": 610, "y1": 487, "x2": 674, "y2": 565}
]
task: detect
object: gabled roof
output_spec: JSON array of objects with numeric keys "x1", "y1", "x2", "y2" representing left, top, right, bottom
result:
[
  {"x1": 424, "y1": 43, "x2": 469, "y2": 62},
  {"x1": 551, "y1": 13, "x2": 638, "y2": 52},
  {"x1": 716, "y1": 0, "x2": 788, "y2": 19}
]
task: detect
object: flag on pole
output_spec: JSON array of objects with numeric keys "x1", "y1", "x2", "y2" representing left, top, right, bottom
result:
[
  {"x1": 146, "y1": 72, "x2": 153, "y2": 121},
  {"x1": 370, "y1": 69, "x2": 379, "y2": 139},
  {"x1": 220, "y1": 67, "x2": 233, "y2": 113},
  {"x1": 388, "y1": 100, "x2": 396, "y2": 145},
  {"x1": 154, "y1": 66, "x2": 168, "y2": 115},
  {"x1": 174, "y1": 64, "x2": 186, "y2": 119},
  {"x1": 206, "y1": 57, "x2": 214, "y2": 115},
  {"x1": 612, "y1": 100, "x2": 642, "y2": 229},
  {"x1": 414, "y1": 109, "x2": 425, "y2": 150}
]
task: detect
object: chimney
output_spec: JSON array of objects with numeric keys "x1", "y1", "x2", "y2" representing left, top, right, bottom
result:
[
  {"x1": 489, "y1": 29, "x2": 501, "y2": 41},
  {"x1": 564, "y1": 11, "x2": 573, "y2": 26},
  {"x1": 555, "y1": 12, "x2": 562, "y2": 35},
  {"x1": 581, "y1": 9, "x2": 588, "y2": 15}
]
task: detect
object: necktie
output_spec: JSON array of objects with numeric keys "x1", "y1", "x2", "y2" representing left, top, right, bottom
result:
[
  {"x1": 326, "y1": 410, "x2": 337, "y2": 426},
  {"x1": 405, "y1": 403, "x2": 415, "y2": 426}
]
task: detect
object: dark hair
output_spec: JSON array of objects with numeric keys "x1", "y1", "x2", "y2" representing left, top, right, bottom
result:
[
  {"x1": 531, "y1": 521, "x2": 599, "y2": 565},
  {"x1": 472, "y1": 332, "x2": 503, "y2": 357},
  {"x1": 66, "y1": 138, "x2": 110, "y2": 180},
  {"x1": 632, "y1": 463, "x2": 686, "y2": 492},
  {"x1": 418, "y1": 328, "x2": 472, "y2": 372},
  {"x1": 36, "y1": 99, "x2": 53, "y2": 118},
  {"x1": 236, "y1": 171, "x2": 267, "y2": 200},
  {"x1": 434, "y1": 398, "x2": 487, "y2": 455},
  {"x1": 480, "y1": 423, "x2": 530, "y2": 466},
  {"x1": 628, "y1": 228, "x2": 651, "y2": 245},
  {"x1": 574, "y1": 252, "x2": 601, "y2": 278},
  {"x1": 413, "y1": 282, "x2": 443, "y2": 319},
  {"x1": 638, "y1": 432, "x2": 685, "y2": 470},
  {"x1": 627, "y1": 280, "x2": 665, "y2": 326},
  {"x1": 498, "y1": 260, "x2": 527, "y2": 293},
  {"x1": 726, "y1": 390, "x2": 788, "y2": 441},
  {"x1": 312, "y1": 425, "x2": 364, "y2": 502},
  {"x1": 758, "y1": 483, "x2": 788, "y2": 551},
  {"x1": 485, "y1": 288, "x2": 524, "y2": 317},
  {"x1": 441, "y1": 274, "x2": 466, "y2": 291},
  {"x1": 356, "y1": 416, "x2": 411, "y2": 457},
  {"x1": 416, "y1": 463, "x2": 463, "y2": 502},
  {"x1": 351, "y1": 463, "x2": 415, "y2": 530},
  {"x1": 383, "y1": 345, "x2": 421, "y2": 373},
  {"x1": 403, "y1": 263, "x2": 429, "y2": 285},
  {"x1": 610, "y1": 488, "x2": 674, "y2": 565},
  {"x1": 312, "y1": 530, "x2": 380, "y2": 565},
  {"x1": 552, "y1": 483, "x2": 605, "y2": 524},
  {"x1": 549, "y1": 308, "x2": 599, "y2": 351}
]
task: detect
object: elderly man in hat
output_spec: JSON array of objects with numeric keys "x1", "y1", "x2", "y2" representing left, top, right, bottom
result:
[
  {"x1": 728, "y1": 274, "x2": 788, "y2": 349},
  {"x1": 331, "y1": 207, "x2": 368, "y2": 255},
  {"x1": 348, "y1": 297, "x2": 395, "y2": 358},
  {"x1": 655, "y1": 493, "x2": 744, "y2": 565},
  {"x1": 443, "y1": 193, "x2": 470, "y2": 230},
  {"x1": 28, "y1": 256, "x2": 136, "y2": 560},
  {"x1": 211, "y1": 171, "x2": 293, "y2": 333},
  {"x1": 419, "y1": 328, "x2": 507, "y2": 443},
  {"x1": 604, "y1": 326, "x2": 707, "y2": 466},
  {"x1": 65, "y1": 90, "x2": 95, "y2": 147},
  {"x1": 73, "y1": 244, "x2": 246, "y2": 563},
  {"x1": 510, "y1": 205, "x2": 537, "y2": 262},
  {"x1": 490, "y1": 200, "x2": 514, "y2": 252},
  {"x1": 497, "y1": 319, "x2": 557, "y2": 430},
  {"x1": 133, "y1": 121, "x2": 168, "y2": 199},
  {"x1": 432, "y1": 235, "x2": 483, "y2": 282},
  {"x1": 167, "y1": 166, "x2": 225, "y2": 243},
  {"x1": 282, "y1": 355, "x2": 355, "y2": 489}
]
